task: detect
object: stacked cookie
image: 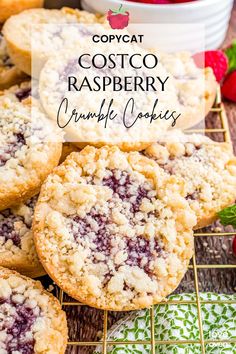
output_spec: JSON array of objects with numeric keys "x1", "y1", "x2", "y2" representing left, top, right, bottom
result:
[
  {"x1": 0, "y1": 8, "x2": 110, "y2": 354},
  {"x1": 0, "y1": 6, "x2": 235, "y2": 354},
  {"x1": 0, "y1": 6, "x2": 105, "y2": 352},
  {"x1": 0, "y1": 7, "x2": 105, "y2": 278}
]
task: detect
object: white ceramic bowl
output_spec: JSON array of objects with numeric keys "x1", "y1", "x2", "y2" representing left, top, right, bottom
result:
[{"x1": 81, "y1": 0, "x2": 234, "y2": 50}]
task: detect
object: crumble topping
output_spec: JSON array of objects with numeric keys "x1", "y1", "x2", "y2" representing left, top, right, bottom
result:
[{"x1": 67, "y1": 169, "x2": 163, "y2": 283}]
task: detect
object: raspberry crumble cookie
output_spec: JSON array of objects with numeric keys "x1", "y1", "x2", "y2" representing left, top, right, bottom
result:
[
  {"x1": 0, "y1": 99, "x2": 62, "y2": 210},
  {"x1": 2, "y1": 7, "x2": 105, "y2": 76},
  {"x1": 0, "y1": 195, "x2": 45, "y2": 278},
  {"x1": 144, "y1": 130, "x2": 236, "y2": 229},
  {"x1": 0, "y1": 34, "x2": 28, "y2": 90},
  {"x1": 33, "y1": 146, "x2": 196, "y2": 311},
  {"x1": 0, "y1": 267, "x2": 67, "y2": 353}
]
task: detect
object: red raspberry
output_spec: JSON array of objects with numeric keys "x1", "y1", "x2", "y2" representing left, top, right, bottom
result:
[
  {"x1": 221, "y1": 71, "x2": 236, "y2": 103},
  {"x1": 193, "y1": 50, "x2": 228, "y2": 82}
]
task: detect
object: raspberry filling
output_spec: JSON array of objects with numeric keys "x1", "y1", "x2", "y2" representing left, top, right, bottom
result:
[
  {"x1": 0, "y1": 295, "x2": 39, "y2": 353},
  {"x1": 69, "y1": 170, "x2": 162, "y2": 278},
  {"x1": 0, "y1": 211, "x2": 23, "y2": 247},
  {"x1": 60, "y1": 58, "x2": 78, "y2": 82},
  {"x1": 0, "y1": 196, "x2": 36, "y2": 247},
  {"x1": 102, "y1": 169, "x2": 150, "y2": 212},
  {"x1": 125, "y1": 236, "x2": 162, "y2": 273},
  {"x1": 15, "y1": 88, "x2": 31, "y2": 102},
  {"x1": 25, "y1": 195, "x2": 38, "y2": 210},
  {"x1": 70, "y1": 211, "x2": 161, "y2": 276},
  {"x1": 186, "y1": 191, "x2": 199, "y2": 201},
  {"x1": 0, "y1": 132, "x2": 26, "y2": 167},
  {"x1": 1, "y1": 54, "x2": 12, "y2": 67},
  {"x1": 0, "y1": 34, "x2": 12, "y2": 68}
]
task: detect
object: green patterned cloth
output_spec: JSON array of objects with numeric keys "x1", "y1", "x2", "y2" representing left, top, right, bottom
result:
[{"x1": 95, "y1": 293, "x2": 236, "y2": 354}]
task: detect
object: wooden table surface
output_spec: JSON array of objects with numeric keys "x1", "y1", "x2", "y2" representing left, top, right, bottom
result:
[{"x1": 43, "y1": 1, "x2": 236, "y2": 353}]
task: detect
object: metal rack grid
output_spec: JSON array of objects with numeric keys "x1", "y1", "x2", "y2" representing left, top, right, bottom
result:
[{"x1": 57, "y1": 87, "x2": 236, "y2": 354}]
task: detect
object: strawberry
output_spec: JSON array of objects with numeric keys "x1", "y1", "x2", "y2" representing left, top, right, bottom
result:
[
  {"x1": 233, "y1": 236, "x2": 236, "y2": 256},
  {"x1": 193, "y1": 50, "x2": 228, "y2": 83},
  {"x1": 107, "y1": 5, "x2": 129, "y2": 30},
  {"x1": 221, "y1": 71, "x2": 236, "y2": 102}
]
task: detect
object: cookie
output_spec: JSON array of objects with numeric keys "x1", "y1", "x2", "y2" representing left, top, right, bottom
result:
[
  {"x1": 144, "y1": 130, "x2": 236, "y2": 229},
  {"x1": 33, "y1": 146, "x2": 196, "y2": 311},
  {"x1": 94, "y1": 292, "x2": 236, "y2": 354},
  {"x1": 0, "y1": 99, "x2": 62, "y2": 211},
  {"x1": 2, "y1": 7, "x2": 105, "y2": 76},
  {"x1": 0, "y1": 34, "x2": 28, "y2": 90},
  {"x1": 159, "y1": 52, "x2": 217, "y2": 129},
  {"x1": 0, "y1": 195, "x2": 45, "y2": 278},
  {"x1": 0, "y1": 266, "x2": 67, "y2": 353},
  {"x1": 0, "y1": 0, "x2": 44, "y2": 23}
]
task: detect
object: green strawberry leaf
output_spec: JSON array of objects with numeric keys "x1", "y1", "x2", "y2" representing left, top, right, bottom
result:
[
  {"x1": 218, "y1": 204, "x2": 236, "y2": 228},
  {"x1": 225, "y1": 40, "x2": 236, "y2": 73},
  {"x1": 111, "y1": 5, "x2": 128, "y2": 15}
]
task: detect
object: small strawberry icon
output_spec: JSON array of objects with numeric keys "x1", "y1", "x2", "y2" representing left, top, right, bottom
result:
[{"x1": 107, "y1": 5, "x2": 129, "y2": 30}]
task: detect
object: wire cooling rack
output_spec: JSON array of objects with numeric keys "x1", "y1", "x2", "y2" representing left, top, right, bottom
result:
[{"x1": 56, "y1": 87, "x2": 236, "y2": 354}]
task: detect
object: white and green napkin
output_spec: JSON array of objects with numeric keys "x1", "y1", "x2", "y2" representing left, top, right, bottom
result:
[{"x1": 95, "y1": 293, "x2": 236, "y2": 354}]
